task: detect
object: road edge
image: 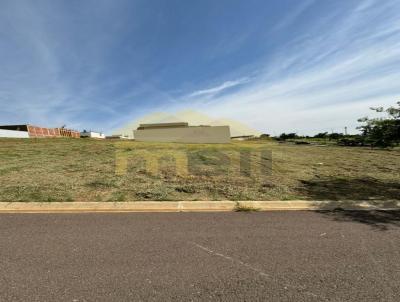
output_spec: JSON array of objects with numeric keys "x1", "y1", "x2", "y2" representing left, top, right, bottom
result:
[{"x1": 0, "y1": 200, "x2": 399, "y2": 213}]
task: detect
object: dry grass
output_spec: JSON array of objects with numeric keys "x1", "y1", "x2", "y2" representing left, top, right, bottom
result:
[
  {"x1": 234, "y1": 202, "x2": 260, "y2": 212},
  {"x1": 0, "y1": 138, "x2": 399, "y2": 201}
]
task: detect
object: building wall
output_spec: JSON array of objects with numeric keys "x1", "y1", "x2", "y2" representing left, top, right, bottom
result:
[
  {"x1": 27, "y1": 126, "x2": 80, "y2": 138},
  {"x1": 27, "y1": 125, "x2": 60, "y2": 138},
  {"x1": 0, "y1": 129, "x2": 30, "y2": 138},
  {"x1": 0, "y1": 124, "x2": 80, "y2": 138},
  {"x1": 80, "y1": 132, "x2": 105, "y2": 139},
  {"x1": 58, "y1": 128, "x2": 80, "y2": 138},
  {"x1": 134, "y1": 126, "x2": 231, "y2": 143}
]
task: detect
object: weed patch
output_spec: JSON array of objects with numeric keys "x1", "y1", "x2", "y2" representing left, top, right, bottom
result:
[{"x1": 234, "y1": 202, "x2": 260, "y2": 212}]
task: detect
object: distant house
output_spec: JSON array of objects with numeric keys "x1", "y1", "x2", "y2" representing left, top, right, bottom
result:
[
  {"x1": 80, "y1": 130, "x2": 105, "y2": 139},
  {"x1": 231, "y1": 135, "x2": 255, "y2": 141},
  {"x1": 133, "y1": 122, "x2": 231, "y2": 143},
  {"x1": 105, "y1": 134, "x2": 130, "y2": 140},
  {"x1": 0, "y1": 124, "x2": 80, "y2": 138}
]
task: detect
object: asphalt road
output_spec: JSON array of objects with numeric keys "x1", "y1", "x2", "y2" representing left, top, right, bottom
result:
[{"x1": 1, "y1": 211, "x2": 399, "y2": 302}]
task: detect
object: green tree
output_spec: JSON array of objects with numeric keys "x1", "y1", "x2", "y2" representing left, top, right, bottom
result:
[
  {"x1": 358, "y1": 102, "x2": 400, "y2": 148},
  {"x1": 313, "y1": 132, "x2": 328, "y2": 139},
  {"x1": 279, "y1": 133, "x2": 298, "y2": 140},
  {"x1": 327, "y1": 133, "x2": 344, "y2": 140},
  {"x1": 259, "y1": 133, "x2": 270, "y2": 139}
]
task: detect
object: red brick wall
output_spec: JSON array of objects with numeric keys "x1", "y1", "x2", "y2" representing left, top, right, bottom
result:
[
  {"x1": 27, "y1": 125, "x2": 79, "y2": 138},
  {"x1": 58, "y1": 128, "x2": 80, "y2": 138}
]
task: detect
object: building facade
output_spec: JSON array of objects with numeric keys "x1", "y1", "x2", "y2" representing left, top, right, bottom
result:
[
  {"x1": 0, "y1": 124, "x2": 80, "y2": 138},
  {"x1": 133, "y1": 123, "x2": 231, "y2": 143},
  {"x1": 0, "y1": 129, "x2": 30, "y2": 138},
  {"x1": 80, "y1": 131, "x2": 106, "y2": 139}
]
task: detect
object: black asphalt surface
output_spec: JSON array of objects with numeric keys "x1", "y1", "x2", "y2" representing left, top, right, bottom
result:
[{"x1": 1, "y1": 211, "x2": 400, "y2": 302}]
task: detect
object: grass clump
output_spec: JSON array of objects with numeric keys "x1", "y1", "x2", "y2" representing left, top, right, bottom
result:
[
  {"x1": 234, "y1": 202, "x2": 260, "y2": 212},
  {"x1": 86, "y1": 179, "x2": 117, "y2": 189},
  {"x1": 109, "y1": 191, "x2": 126, "y2": 202},
  {"x1": 175, "y1": 185, "x2": 197, "y2": 193}
]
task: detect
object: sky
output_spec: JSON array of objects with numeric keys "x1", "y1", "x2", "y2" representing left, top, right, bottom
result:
[{"x1": 0, "y1": 0, "x2": 399, "y2": 135}]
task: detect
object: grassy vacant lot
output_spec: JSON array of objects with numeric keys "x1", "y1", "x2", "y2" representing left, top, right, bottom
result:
[{"x1": 0, "y1": 138, "x2": 399, "y2": 202}]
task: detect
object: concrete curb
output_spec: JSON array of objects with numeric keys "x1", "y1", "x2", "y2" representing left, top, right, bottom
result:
[{"x1": 0, "y1": 200, "x2": 399, "y2": 213}]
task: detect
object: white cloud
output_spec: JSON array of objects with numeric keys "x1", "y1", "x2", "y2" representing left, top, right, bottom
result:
[
  {"x1": 271, "y1": 0, "x2": 316, "y2": 32},
  {"x1": 1, "y1": 0, "x2": 399, "y2": 136},
  {"x1": 0, "y1": 0, "x2": 138, "y2": 131},
  {"x1": 188, "y1": 77, "x2": 250, "y2": 98},
  {"x1": 179, "y1": 0, "x2": 400, "y2": 135}
]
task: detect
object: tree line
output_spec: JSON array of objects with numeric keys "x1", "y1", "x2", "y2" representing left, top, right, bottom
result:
[{"x1": 273, "y1": 102, "x2": 400, "y2": 148}]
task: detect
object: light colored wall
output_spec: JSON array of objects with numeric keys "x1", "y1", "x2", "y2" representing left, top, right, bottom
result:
[
  {"x1": 0, "y1": 129, "x2": 29, "y2": 138},
  {"x1": 134, "y1": 126, "x2": 231, "y2": 143}
]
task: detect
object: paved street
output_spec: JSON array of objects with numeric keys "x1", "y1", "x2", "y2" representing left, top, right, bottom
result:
[{"x1": 1, "y1": 211, "x2": 399, "y2": 301}]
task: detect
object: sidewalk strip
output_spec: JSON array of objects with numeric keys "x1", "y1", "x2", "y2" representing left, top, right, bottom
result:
[{"x1": 0, "y1": 200, "x2": 399, "y2": 213}]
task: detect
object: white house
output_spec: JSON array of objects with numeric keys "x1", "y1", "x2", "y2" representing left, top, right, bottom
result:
[
  {"x1": 80, "y1": 131, "x2": 106, "y2": 139},
  {"x1": 0, "y1": 129, "x2": 29, "y2": 138}
]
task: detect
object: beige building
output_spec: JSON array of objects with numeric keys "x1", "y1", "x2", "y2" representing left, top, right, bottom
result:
[{"x1": 133, "y1": 122, "x2": 230, "y2": 143}]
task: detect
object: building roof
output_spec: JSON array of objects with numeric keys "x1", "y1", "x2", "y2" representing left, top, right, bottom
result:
[
  {"x1": 0, "y1": 125, "x2": 29, "y2": 131},
  {"x1": 137, "y1": 122, "x2": 189, "y2": 130}
]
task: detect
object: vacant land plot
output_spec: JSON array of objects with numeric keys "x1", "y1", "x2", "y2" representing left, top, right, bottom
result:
[{"x1": 0, "y1": 138, "x2": 399, "y2": 201}]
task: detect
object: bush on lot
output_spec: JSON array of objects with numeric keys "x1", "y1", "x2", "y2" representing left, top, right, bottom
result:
[{"x1": 358, "y1": 102, "x2": 400, "y2": 148}]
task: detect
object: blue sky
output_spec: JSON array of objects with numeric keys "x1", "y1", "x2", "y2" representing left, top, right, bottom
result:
[{"x1": 0, "y1": 0, "x2": 399, "y2": 135}]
